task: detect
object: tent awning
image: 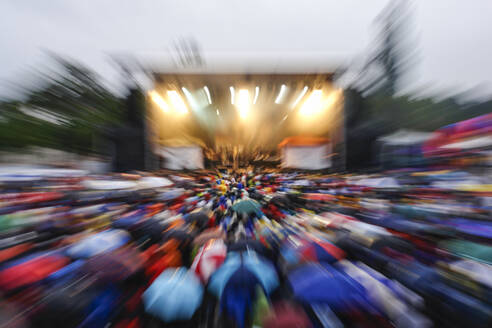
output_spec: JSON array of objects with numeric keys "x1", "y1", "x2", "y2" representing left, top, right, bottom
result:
[
  {"x1": 378, "y1": 129, "x2": 434, "y2": 146},
  {"x1": 278, "y1": 136, "x2": 330, "y2": 148}
]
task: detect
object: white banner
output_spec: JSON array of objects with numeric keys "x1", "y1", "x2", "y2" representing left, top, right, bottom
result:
[
  {"x1": 282, "y1": 144, "x2": 331, "y2": 170},
  {"x1": 159, "y1": 146, "x2": 204, "y2": 170}
]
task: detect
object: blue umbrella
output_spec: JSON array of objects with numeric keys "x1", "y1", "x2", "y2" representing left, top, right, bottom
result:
[
  {"x1": 209, "y1": 251, "x2": 279, "y2": 327},
  {"x1": 45, "y1": 259, "x2": 85, "y2": 285},
  {"x1": 142, "y1": 267, "x2": 204, "y2": 323},
  {"x1": 231, "y1": 199, "x2": 263, "y2": 217},
  {"x1": 158, "y1": 188, "x2": 184, "y2": 201},
  {"x1": 227, "y1": 239, "x2": 272, "y2": 260},
  {"x1": 288, "y1": 263, "x2": 367, "y2": 311},
  {"x1": 66, "y1": 229, "x2": 130, "y2": 259},
  {"x1": 111, "y1": 210, "x2": 145, "y2": 229}
]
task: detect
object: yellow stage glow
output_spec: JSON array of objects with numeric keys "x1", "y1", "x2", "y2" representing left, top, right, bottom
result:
[
  {"x1": 237, "y1": 89, "x2": 250, "y2": 119},
  {"x1": 149, "y1": 91, "x2": 169, "y2": 112},
  {"x1": 299, "y1": 90, "x2": 323, "y2": 116},
  {"x1": 167, "y1": 91, "x2": 188, "y2": 114}
]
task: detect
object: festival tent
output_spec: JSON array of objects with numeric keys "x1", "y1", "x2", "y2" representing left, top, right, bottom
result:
[
  {"x1": 377, "y1": 129, "x2": 434, "y2": 168},
  {"x1": 423, "y1": 113, "x2": 492, "y2": 157}
]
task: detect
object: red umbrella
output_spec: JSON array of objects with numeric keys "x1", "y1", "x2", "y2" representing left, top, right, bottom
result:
[
  {"x1": 142, "y1": 241, "x2": 182, "y2": 283},
  {"x1": 0, "y1": 254, "x2": 69, "y2": 291},
  {"x1": 191, "y1": 239, "x2": 226, "y2": 283},
  {"x1": 0, "y1": 243, "x2": 33, "y2": 262},
  {"x1": 304, "y1": 193, "x2": 335, "y2": 202}
]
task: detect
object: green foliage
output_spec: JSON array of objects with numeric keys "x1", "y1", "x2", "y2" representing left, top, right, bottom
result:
[
  {"x1": 363, "y1": 92, "x2": 491, "y2": 133},
  {"x1": 0, "y1": 56, "x2": 125, "y2": 155}
]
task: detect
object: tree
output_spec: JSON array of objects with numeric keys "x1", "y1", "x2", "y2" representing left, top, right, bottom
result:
[{"x1": 4, "y1": 55, "x2": 126, "y2": 154}]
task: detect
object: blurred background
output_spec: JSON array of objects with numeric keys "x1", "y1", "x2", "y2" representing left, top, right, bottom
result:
[
  {"x1": 0, "y1": 2, "x2": 492, "y2": 328},
  {"x1": 0, "y1": 0, "x2": 490, "y2": 172}
]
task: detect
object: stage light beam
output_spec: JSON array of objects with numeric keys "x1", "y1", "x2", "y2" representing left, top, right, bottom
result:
[
  {"x1": 292, "y1": 86, "x2": 308, "y2": 109},
  {"x1": 230, "y1": 86, "x2": 235, "y2": 105},
  {"x1": 275, "y1": 84, "x2": 287, "y2": 104},
  {"x1": 253, "y1": 86, "x2": 260, "y2": 104},
  {"x1": 204, "y1": 86, "x2": 212, "y2": 104}
]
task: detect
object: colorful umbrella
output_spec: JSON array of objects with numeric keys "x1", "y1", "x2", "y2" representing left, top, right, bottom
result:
[
  {"x1": 228, "y1": 239, "x2": 273, "y2": 260},
  {"x1": 191, "y1": 239, "x2": 227, "y2": 283},
  {"x1": 281, "y1": 235, "x2": 345, "y2": 267},
  {"x1": 231, "y1": 199, "x2": 263, "y2": 216},
  {"x1": 32, "y1": 279, "x2": 120, "y2": 328},
  {"x1": 288, "y1": 263, "x2": 366, "y2": 310},
  {"x1": 142, "y1": 267, "x2": 204, "y2": 323},
  {"x1": 193, "y1": 227, "x2": 225, "y2": 246},
  {"x1": 0, "y1": 252, "x2": 69, "y2": 291},
  {"x1": 338, "y1": 260, "x2": 431, "y2": 327},
  {"x1": 142, "y1": 241, "x2": 182, "y2": 283},
  {"x1": 208, "y1": 251, "x2": 279, "y2": 327},
  {"x1": 66, "y1": 229, "x2": 131, "y2": 259},
  {"x1": 439, "y1": 239, "x2": 492, "y2": 265}
]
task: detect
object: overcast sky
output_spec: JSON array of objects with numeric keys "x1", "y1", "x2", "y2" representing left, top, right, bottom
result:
[{"x1": 1, "y1": 0, "x2": 491, "y2": 98}]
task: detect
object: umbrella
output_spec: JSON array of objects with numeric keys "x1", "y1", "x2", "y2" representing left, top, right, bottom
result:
[
  {"x1": 445, "y1": 259, "x2": 492, "y2": 293},
  {"x1": 66, "y1": 229, "x2": 131, "y2": 259},
  {"x1": 142, "y1": 267, "x2": 204, "y2": 323},
  {"x1": 0, "y1": 242, "x2": 33, "y2": 263},
  {"x1": 208, "y1": 251, "x2": 279, "y2": 327},
  {"x1": 81, "y1": 247, "x2": 144, "y2": 284},
  {"x1": 142, "y1": 241, "x2": 182, "y2": 283},
  {"x1": 127, "y1": 218, "x2": 167, "y2": 246},
  {"x1": 281, "y1": 235, "x2": 345, "y2": 267},
  {"x1": 355, "y1": 177, "x2": 400, "y2": 189},
  {"x1": 163, "y1": 228, "x2": 198, "y2": 266},
  {"x1": 193, "y1": 227, "x2": 225, "y2": 246},
  {"x1": 46, "y1": 259, "x2": 85, "y2": 285},
  {"x1": 137, "y1": 176, "x2": 173, "y2": 189},
  {"x1": 111, "y1": 210, "x2": 145, "y2": 229},
  {"x1": 0, "y1": 252, "x2": 69, "y2": 291},
  {"x1": 288, "y1": 263, "x2": 366, "y2": 311},
  {"x1": 338, "y1": 260, "x2": 431, "y2": 328},
  {"x1": 438, "y1": 239, "x2": 492, "y2": 265},
  {"x1": 185, "y1": 212, "x2": 210, "y2": 230},
  {"x1": 228, "y1": 239, "x2": 273, "y2": 260},
  {"x1": 164, "y1": 228, "x2": 197, "y2": 243},
  {"x1": 231, "y1": 199, "x2": 263, "y2": 216},
  {"x1": 32, "y1": 279, "x2": 120, "y2": 328},
  {"x1": 191, "y1": 239, "x2": 227, "y2": 283},
  {"x1": 158, "y1": 188, "x2": 185, "y2": 201},
  {"x1": 83, "y1": 179, "x2": 137, "y2": 190}
]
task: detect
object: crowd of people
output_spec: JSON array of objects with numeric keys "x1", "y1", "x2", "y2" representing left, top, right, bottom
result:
[{"x1": 0, "y1": 167, "x2": 490, "y2": 327}]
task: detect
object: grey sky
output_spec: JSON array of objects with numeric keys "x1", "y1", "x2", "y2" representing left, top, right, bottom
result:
[{"x1": 1, "y1": 0, "x2": 491, "y2": 98}]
